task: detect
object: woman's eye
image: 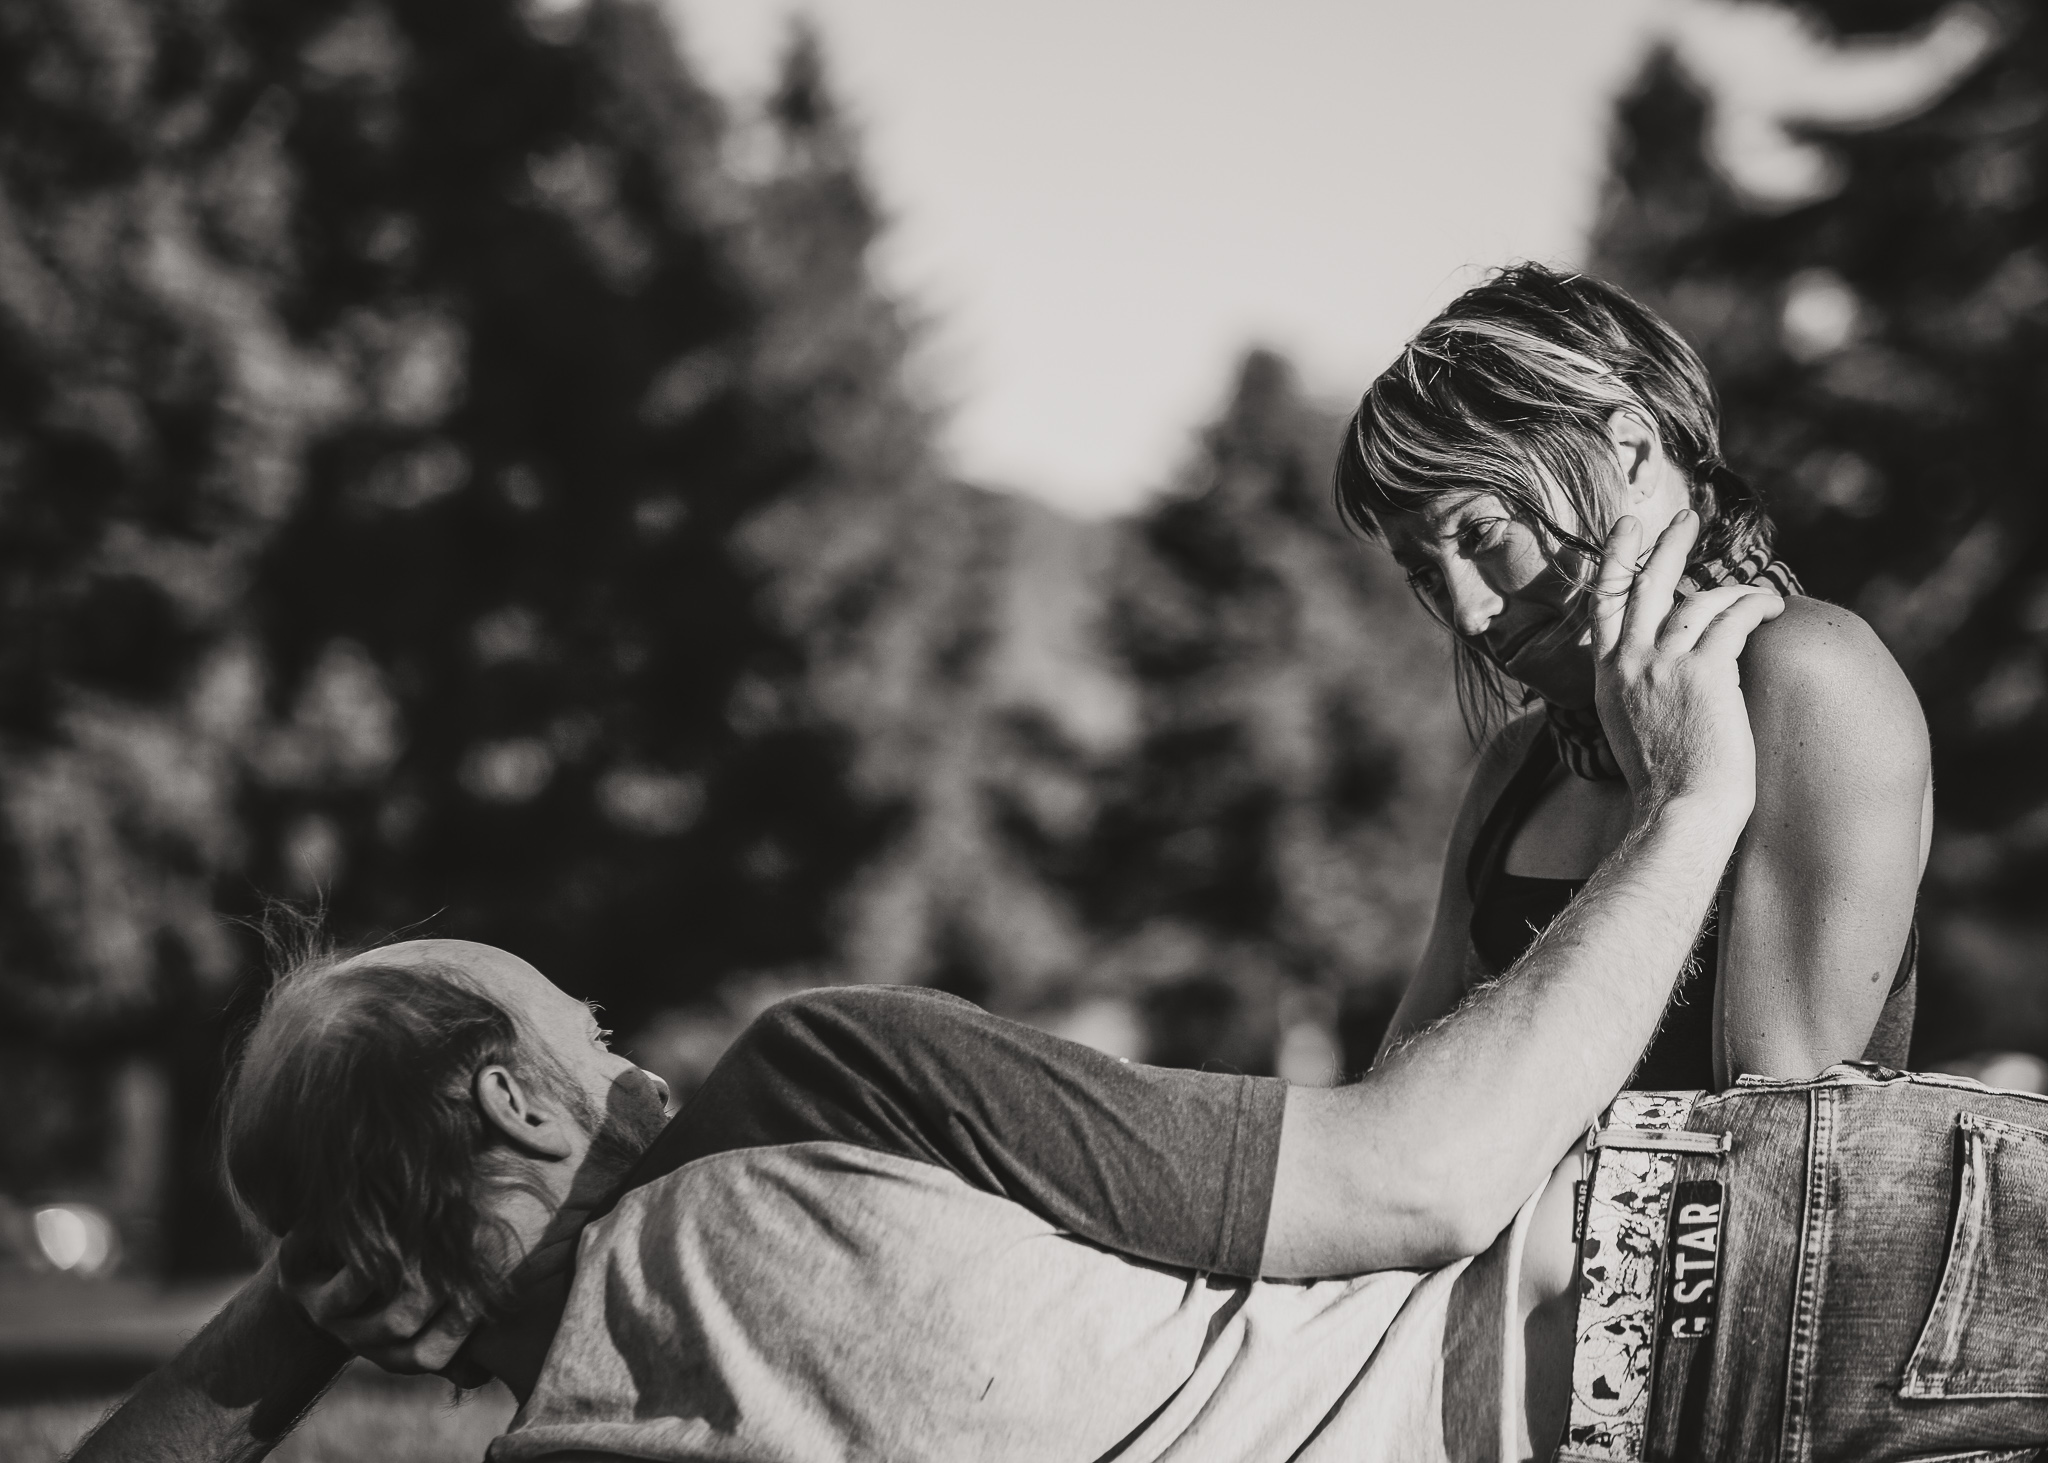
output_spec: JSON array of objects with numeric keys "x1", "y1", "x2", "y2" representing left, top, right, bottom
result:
[{"x1": 1461, "y1": 519, "x2": 1508, "y2": 555}]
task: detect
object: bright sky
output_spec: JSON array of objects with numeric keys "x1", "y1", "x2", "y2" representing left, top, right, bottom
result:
[{"x1": 664, "y1": 0, "x2": 1992, "y2": 517}]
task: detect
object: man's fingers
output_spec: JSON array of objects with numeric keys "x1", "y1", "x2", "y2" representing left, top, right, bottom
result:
[
  {"x1": 357, "y1": 1307, "x2": 476, "y2": 1375},
  {"x1": 1591, "y1": 515, "x2": 1643, "y2": 657},
  {"x1": 439, "y1": 1348, "x2": 496, "y2": 1391},
  {"x1": 339, "y1": 1292, "x2": 477, "y2": 1374},
  {"x1": 287, "y1": 1259, "x2": 477, "y2": 1370},
  {"x1": 1693, "y1": 588, "x2": 1785, "y2": 661},
  {"x1": 1616, "y1": 510, "x2": 1700, "y2": 657},
  {"x1": 398, "y1": 1299, "x2": 479, "y2": 1373},
  {"x1": 1653, "y1": 583, "x2": 1778, "y2": 655},
  {"x1": 323, "y1": 1284, "x2": 450, "y2": 1348},
  {"x1": 286, "y1": 1263, "x2": 378, "y2": 1328}
]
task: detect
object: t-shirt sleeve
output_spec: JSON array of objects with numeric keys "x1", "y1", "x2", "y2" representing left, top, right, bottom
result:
[{"x1": 609, "y1": 986, "x2": 1287, "y2": 1280}]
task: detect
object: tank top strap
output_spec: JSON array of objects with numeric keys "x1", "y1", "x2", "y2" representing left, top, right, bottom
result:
[{"x1": 1466, "y1": 728, "x2": 1564, "y2": 906}]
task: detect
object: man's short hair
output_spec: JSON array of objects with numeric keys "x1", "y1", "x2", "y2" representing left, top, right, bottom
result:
[{"x1": 221, "y1": 931, "x2": 586, "y2": 1321}]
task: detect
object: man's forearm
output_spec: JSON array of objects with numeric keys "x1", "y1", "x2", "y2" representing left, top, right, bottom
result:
[
  {"x1": 1384, "y1": 796, "x2": 1735, "y2": 1213},
  {"x1": 68, "y1": 1259, "x2": 349, "y2": 1463},
  {"x1": 1270, "y1": 795, "x2": 1740, "y2": 1276}
]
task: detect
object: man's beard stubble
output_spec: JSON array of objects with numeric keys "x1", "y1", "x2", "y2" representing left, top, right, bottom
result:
[{"x1": 578, "y1": 1068, "x2": 672, "y2": 1181}]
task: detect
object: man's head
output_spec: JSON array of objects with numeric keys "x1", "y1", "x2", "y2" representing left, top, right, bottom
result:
[{"x1": 222, "y1": 937, "x2": 671, "y2": 1325}]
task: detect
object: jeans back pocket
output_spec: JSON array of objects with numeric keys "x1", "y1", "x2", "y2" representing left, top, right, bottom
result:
[{"x1": 1901, "y1": 1111, "x2": 2048, "y2": 1399}]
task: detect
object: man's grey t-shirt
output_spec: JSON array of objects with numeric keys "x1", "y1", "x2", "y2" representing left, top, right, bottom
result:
[
  {"x1": 593, "y1": 985, "x2": 1287, "y2": 1278},
  {"x1": 488, "y1": 988, "x2": 1530, "y2": 1462}
]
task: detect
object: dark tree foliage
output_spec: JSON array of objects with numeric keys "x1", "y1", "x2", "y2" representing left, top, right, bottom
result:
[
  {"x1": 1028, "y1": 352, "x2": 1464, "y2": 1074},
  {"x1": 0, "y1": 0, "x2": 921, "y2": 1266},
  {"x1": 0, "y1": 0, "x2": 266, "y2": 1031},
  {"x1": 234, "y1": 2, "x2": 899, "y2": 1036},
  {"x1": 1591, "y1": 1, "x2": 2048, "y2": 1059},
  {"x1": 0, "y1": 0, "x2": 318, "y2": 1253}
]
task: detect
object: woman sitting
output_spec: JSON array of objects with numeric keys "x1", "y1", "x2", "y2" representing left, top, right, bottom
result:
[{"x1": 1337, "y1": 263, "x2": 1928, "y2": 1089}]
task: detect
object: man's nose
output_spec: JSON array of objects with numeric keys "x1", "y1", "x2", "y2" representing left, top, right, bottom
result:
[
  {"x1": 1443, "y1": 561, "x2": 1503, "y2": 638},
  {"x1": 639, "y1": 1066, "x2": 675, "y2": 1116}
]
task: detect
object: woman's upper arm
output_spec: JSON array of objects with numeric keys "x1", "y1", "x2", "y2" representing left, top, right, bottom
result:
[
  {"x1": 1376, "y1": 712, "x2": 1543, "y2": 1064},
  {"x1": 1717, "y1": 598, "x2": 1931, "y2": 1083}
]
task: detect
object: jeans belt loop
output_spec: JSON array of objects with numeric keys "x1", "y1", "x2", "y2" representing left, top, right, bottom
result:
[{"x1": 1557, "y1": 1090, "x2": 1711, "y2": 1463}]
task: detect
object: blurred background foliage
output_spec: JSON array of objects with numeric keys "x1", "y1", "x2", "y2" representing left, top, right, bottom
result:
[{"x1": 0, "y1": 0, "x2": 2043, "y2": 1278}]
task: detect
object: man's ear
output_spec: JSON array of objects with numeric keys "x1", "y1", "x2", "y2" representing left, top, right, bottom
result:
[
  {"x1": 1605, "y1": 408, "x2": 1660, "y2": 501},
  {"x1": 474, "y1": 1065, "x2": 576, "y2": 1161}
]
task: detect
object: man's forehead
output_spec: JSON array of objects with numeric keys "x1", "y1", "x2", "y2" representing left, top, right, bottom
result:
[{"x1": 332, "y1": 938, "x2": 566, "y2": 1005}]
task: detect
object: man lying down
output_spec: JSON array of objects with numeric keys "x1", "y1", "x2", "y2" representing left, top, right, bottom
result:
[{"x1": 72, "y1": 520, "x2": 2048, "y2": 1462}]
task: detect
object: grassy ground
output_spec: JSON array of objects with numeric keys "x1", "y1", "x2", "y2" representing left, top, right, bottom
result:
[{"x1": 0, "y1": 1364, "x2": 517, "y2": 1463}]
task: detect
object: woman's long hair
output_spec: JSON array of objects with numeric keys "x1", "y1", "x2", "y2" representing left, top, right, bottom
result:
[{"x1": 1333, "y1": 262, "x2": 1771, "y2": 740}]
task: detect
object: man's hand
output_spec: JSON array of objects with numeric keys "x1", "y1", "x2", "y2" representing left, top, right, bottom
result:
[
  {"x1": 1591, "y1": 510, "x2": 1784, "y2": 822},
  {"x1": 278, "y1": 1232, "x2": 489, "y2": 1385},
  {"x1": 1264, "y1": 509, "x2": 1786, "y2": 1281}
]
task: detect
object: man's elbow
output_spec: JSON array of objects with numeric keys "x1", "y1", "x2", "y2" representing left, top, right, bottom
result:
[
  {"x1": 1351, "y1": 1099, "x2": 1532, "y2": 1259},
  {"x1": 1342, "y1": 1182, "x2": 1512, "y2": 1272},
  {"x1": 1413, "y1": 1174, "x2": 1522, "y2": 1264},
  {"x1": 1332, "y1": 1152, "x2": 1520, "y2": 1272},
  {"x1": 1270, "y1": 1087, "x2": 1527, "y2": 1275}
]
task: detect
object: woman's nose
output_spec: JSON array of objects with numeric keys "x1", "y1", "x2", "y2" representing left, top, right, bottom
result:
[{"x1": 1442, "y1": 561, "x2": 1503, "y2": 638}]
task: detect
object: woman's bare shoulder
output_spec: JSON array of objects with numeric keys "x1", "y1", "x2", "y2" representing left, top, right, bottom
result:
[
  {"x1": 1741, "y1": 594, "x2": 1928, "y2": 783},
  {"x1": 1742, "y1": 595, "x2": 1912, "y2": 698},
  {"x1": 1743, "y1": 594, "x2": 1890, "y2": 667}
]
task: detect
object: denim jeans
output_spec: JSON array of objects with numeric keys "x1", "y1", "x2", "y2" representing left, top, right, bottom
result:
[{"x1": 1644, "y1": 1065, "x2": 2048, "y2": 1461}]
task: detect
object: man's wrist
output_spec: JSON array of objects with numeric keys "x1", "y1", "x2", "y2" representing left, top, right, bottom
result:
[{"x1": 1632, "y1": 787, "x2": 1750, "y2": 848}]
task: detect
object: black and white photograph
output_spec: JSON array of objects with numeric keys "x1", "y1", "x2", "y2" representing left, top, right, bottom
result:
[{"x1": 3, "y1": 1, "x2": 2046, "y2": 1459}]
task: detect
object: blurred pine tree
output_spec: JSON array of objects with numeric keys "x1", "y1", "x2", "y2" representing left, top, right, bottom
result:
[
  {"x1": 1026, "y1": 352, "x2": 1465, "y2": 1076},
  {"x1": 1591, "y1": 1, "x2": 2048, "y2": 1060},
  {"x1": 0, "y1": 1, "x2": 958, "y2": 1268},
  {"x1": 735, "y1": 25, "x2": 1132, "y2": 1016},
  {"x1": 0, "y1": 0, "x2": 1495, "y2": 1269},
  {"x1": 0, "y1": 0, "x2": 1169, "y2": 1266},
  {"x1": 0, "y1": 0, "x2": 350, "y2": 1259},
  {"x1": 235, "y1": 0, "x2": 900, "y2": 1037}
]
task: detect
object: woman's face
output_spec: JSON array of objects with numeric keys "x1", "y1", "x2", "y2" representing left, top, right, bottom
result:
[{"x1": 1383, "y1": 494, "x2": 1599, "y2": 708}]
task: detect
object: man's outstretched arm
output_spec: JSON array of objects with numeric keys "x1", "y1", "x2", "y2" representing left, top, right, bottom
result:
[
  {"x1": 66, "y1": 1253, "x2": 349, "y2": 1463},
  {"x1": 1264, "y1": 512, "x2": 1780, "y2": 1278}
]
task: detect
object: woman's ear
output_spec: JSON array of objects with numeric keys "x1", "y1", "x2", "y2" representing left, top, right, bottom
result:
[
  {"x1": 1605, "y1": 409, "x2": 1659, "y2": 501},
  {"x1": 474, "y1": 1064, "x2": 576, "y2": 1160}
]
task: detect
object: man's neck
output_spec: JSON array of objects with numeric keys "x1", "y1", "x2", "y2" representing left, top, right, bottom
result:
[
  {"x1": 462, "y1": 1269, "x2": 575, "y2": 1403},
  {"x1": 459, "y1": 1142, "x2": 649, "y2": 1402}
]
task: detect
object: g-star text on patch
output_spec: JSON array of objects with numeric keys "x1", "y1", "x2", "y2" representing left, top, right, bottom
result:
[{"x1": 1663, "y1": 1180, "x2": 1723, "y2": 1340}]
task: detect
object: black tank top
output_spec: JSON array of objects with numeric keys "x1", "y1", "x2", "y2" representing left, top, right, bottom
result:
[{"x1": 1465, "y1": 732, "x2": 1917, "y2": 1090}]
